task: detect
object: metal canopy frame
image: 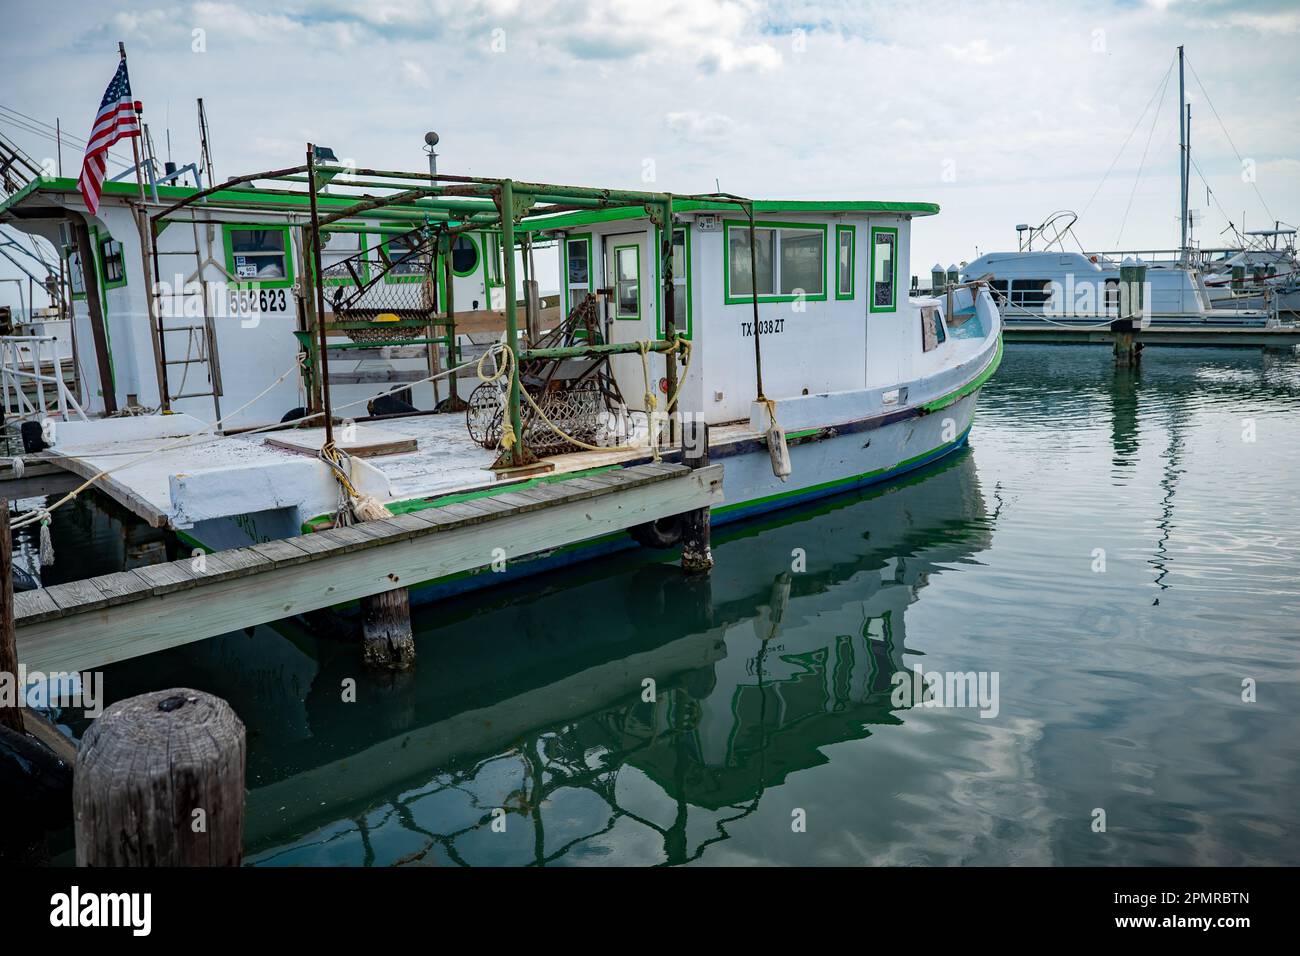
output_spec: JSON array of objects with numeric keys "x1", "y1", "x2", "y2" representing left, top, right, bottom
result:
[{"x1": 149, "y1": 150, "x2": 766, "y2": 468}]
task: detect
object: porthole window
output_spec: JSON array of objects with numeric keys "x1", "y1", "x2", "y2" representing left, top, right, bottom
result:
[{"x1": 451, "y1": 235, "x2": 479, "y2": 276}]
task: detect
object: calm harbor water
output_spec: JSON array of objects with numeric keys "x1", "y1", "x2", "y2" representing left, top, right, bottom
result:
[{"x1": 17, "y1": 343, "x2": 1300, "y2": 866}]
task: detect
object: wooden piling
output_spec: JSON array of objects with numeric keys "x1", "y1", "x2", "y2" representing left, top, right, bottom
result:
[
  {"x1": 1111, "y1": 320, "x2": 1142, "y2": 366},
  {"x1": 680, "y1": 419, "x2": 714, "y2": 573},
  {"x1": 74, "y1": 688, "x2": 245, "y2": 866},
  {"x1": 0, "y1": 499, "x2": 23, "y2": 734},
  {"x1": 361, "y1": 587, "x2": 416, "y2": 670}
]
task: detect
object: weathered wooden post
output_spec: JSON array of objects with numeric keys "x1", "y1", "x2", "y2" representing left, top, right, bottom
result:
[
  {"x1": 0, "y1": 498, "x2": 23, "y2": 734},
  {"x1": 680, "y1": 418, "x2": 713, "y2": 573},
  {"x1": 1113, "y1": 257, "x2": 1146, "y2": 367},
  {"x1": 360, "y1": 587, "x2": 416, "y2": 670},
  {"x1": 74, "y1": 688, "x2": 245, "y2": 866}
]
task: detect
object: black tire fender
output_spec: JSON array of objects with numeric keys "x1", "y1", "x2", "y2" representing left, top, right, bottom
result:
[{"x1": 629, "y1": 514, "x2": 684, "y2": 549}]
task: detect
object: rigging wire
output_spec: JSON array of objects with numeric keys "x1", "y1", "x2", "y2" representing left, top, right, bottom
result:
[
  {"x1": 1077, "y1": 53, "x2": 1177, "y2": 225},
  {"x1": 1184, "y1": 54, "x2": 1276, "y2": 225},
  {"x1": 0, "y1": 104, "x2": 135, "y2": 171},
  {"x1": 1114, "y1": 62, "x2": 1174, "y2": 249}
]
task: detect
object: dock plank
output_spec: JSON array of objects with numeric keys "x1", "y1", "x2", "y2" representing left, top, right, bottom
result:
[
  {"x1": 45, "y1": 578, "x2": 113, "y2": 615},
  {"x1": 13, "y1": 588, "x2": 62, "y2": 624},
  {"x1": 91, "y1": 570, "x2": 155, "y2": 607},
  {"x1": 249, "y1": 538, "x2": 316, "y2": 567}
]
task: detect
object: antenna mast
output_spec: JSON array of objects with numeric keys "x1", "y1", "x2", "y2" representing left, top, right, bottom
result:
[{"x1": 197, "y1": 98, "x2": 215, "y2": 187}]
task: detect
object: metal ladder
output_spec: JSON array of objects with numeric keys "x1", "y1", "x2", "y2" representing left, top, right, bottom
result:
[{"x1": 151, "y1": 216, "x2": 223, "y2": 421}]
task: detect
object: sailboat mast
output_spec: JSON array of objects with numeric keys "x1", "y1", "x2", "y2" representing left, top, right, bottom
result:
[{"x1": 1178, "y1": 44, "x2": 1188, "y2": 261}]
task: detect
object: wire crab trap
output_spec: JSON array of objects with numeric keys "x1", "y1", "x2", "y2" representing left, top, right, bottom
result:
[
  {"x1": 320, "y1": 227, "x2": 439, "y2": 343},
  {"x1": 467, "y1": 294, "x2": 629, "y2": 456}
]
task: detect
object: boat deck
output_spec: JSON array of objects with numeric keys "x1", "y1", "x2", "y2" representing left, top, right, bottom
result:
[{"x1": 23, "y1": 411, "x2": 757, "y2": 531}]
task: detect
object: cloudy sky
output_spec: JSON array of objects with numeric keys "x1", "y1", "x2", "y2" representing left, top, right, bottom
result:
[{"x1": 1, "y1": 0, "x2": 1297, "y2": 309}]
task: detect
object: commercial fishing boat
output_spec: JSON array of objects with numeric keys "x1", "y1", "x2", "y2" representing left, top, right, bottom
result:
[{"x1": 1, "y1": 156, "x2": 1002, "y2": 599}]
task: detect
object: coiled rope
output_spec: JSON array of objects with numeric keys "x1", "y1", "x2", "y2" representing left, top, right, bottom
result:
[{"x1": 475, "y1": 338, "x2": 692, "y2": 462}]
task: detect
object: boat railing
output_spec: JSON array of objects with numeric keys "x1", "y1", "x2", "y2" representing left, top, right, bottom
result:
[{"x1": 0, "y1": 334, "x2": 88, "y2": 424}]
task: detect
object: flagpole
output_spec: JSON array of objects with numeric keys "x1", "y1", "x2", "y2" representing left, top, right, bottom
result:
[{"x1": 119, "y1": 42, "x2": 146, "y2": 201}]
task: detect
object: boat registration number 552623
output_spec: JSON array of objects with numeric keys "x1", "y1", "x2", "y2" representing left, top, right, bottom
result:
[{"x1": 228, "y1": 289, "x2": 289, "y2": 316}]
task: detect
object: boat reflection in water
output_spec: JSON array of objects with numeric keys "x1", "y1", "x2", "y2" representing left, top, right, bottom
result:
[{"x1": 76, "y1": 449, "x2": 995, "y2": 866}]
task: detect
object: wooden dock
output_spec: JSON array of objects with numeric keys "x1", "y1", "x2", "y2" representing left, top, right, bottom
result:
[
  {"x1": 12, "y1": 461, "x2": 723, "y2": 673},
  {"x1": 1003, "y1": 324, "x2": 1300, "y2": 347}
]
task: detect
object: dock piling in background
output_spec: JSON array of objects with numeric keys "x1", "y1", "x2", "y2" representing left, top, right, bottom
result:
[
  {"x1": 681, "y1": 420, "x2": 714, "y2": 574},
  {"x1": 1113, "y1": 258, "x2": 1147, "y2": 367},
  {"x1": 74, "y1": 688, "x2": 246, "y2": 866}
]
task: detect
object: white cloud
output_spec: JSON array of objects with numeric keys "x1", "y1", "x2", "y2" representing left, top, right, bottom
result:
[{"x1": 665, "y1": 110, "x2": 739, "y2": 142}]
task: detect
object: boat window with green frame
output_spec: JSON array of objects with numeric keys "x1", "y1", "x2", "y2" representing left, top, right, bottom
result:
[
  {"x1": 869, "y1": 226, "x2": 898, "y2": 313},
  {"x1": 613, "y1": 244, "x2": 640, "y2": 320},
  {"x1": 835, "y1": 225, "x2": 855, "y2": 300},
  {"x1": 98, "y1": 235, "x2": 127, "y2": 289},
  {"x1": 485, "y1": 233, "x2": 503, "y2": 286},
  {"x1": 451, "y1": 234, "x2": 479, "y2": 277},
  {"x1": 223, "y1": 224, "x2": 294, "y2": 288},
  {"x1": 725, "y1": 221, "x2": 827, "y2": 304},
  {"x1": 563, "y1": 233, "x2": 592, "y2": 311},
  {"x1": 319, "y1": 230, "x2": 366, "y2": 286},
  {"x1": 655, "y1": 225, "x2": 692, "y2": 338},
  {"x1": 779, "y1": 227, "x2": 824, "y2": 296},
  {"x1": 382, "y1": 233, "x2": 426, "y2": 283}
]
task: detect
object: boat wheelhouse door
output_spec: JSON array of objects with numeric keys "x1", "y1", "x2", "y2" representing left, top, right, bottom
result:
[{"x1": 603, "y1": 233, "x2": 646, "y2": 331}]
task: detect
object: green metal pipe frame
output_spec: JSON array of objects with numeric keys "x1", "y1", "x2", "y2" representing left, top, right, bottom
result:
[{"x1": 148, "y1": 156, "x2": 763, "y2": 463}]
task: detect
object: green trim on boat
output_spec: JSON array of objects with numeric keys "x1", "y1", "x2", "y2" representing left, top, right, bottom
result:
[
  {"x1": 921, "y1": 335, "x2": 1003, "y2": 414},
  {"x1": 301, "y1": 463, "x2": 624, "y2": 533},
  {"x1": 714, "y1": 424, "x2": 973, "y2": 517}
]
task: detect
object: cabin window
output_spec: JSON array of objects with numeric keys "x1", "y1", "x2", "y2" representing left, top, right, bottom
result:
[
  {"x1": 728, "y1": 226, "x2": 775, "y2": 297},
  {"x1": 1010, "y1": 278, "x2": 1051, "y2": 307},
  {"x1": 670, "y1": 227, "x2": 689, "y2": 331},
  {"x1": 614, "y1": 245, "x2": 640, "y2": 319},
  {"x1": 566, "y1": 237, "x2": 590, "y2": 286},
  {"x1": 485, "y1": 234, "x2": 503, "y2": 286},
  {"x1": 921, "y1": 306, "x2": 946, "y2": 352},
  {"x1": 451, "y1": 235, "x2": 479, "y2": 276},
  {"x1": 383, "y1": 233, "x2": 426, "y2": 280},
  {"x1": 779, "y1": 228, "x2": 824, "y2": 296},
  {"x1": 869, "y1": 227, "x2": 897, "y2": 313},
  {"x1": 726, "y1": 222, "x2": 827, "y2": 303},
  {"x1": 225, "y1": 225, "x2": 293, "y2": 287},
  {"x1": 564, "y1": 234, "x2": 593, "y2": 313},
  {"x1": 988, "y1": 279, "x2": 1008, "y2": 302},
  {"x1": 836, "y1": 226, "x2": 855, "y2": 300},
  {"x1": 320, "y1": 231, "x2": 365, "y2": 285},
  {"x1": 99, "y1": 237, "x2": 126, "y2": 287}
]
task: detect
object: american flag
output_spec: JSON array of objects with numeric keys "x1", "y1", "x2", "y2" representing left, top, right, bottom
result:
[{"x1": 77, "y1": 59, "x2": 140, "y2": 215}]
